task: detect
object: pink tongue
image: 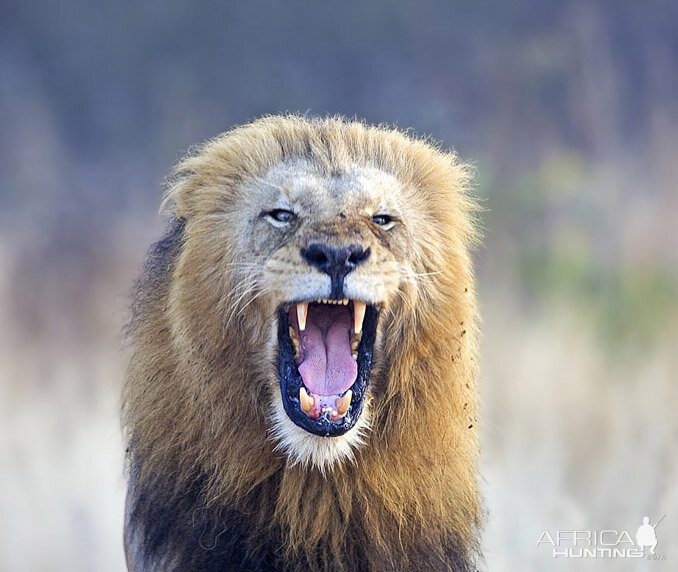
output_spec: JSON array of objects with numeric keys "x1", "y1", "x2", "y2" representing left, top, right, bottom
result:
[{"x1": 297, "y1": 305, "x2": 357, "y2": 396}]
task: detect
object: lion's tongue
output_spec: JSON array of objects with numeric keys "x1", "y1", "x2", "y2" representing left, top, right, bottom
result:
[{"x1": 297, "y1": 305, "x2": 357, "y2": 396}]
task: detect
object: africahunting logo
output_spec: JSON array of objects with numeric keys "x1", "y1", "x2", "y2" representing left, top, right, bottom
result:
[{"x1": 536, "y1": 515, "x2": 667, "y2": 560}]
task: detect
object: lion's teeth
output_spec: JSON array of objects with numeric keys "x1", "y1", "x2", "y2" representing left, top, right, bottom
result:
[
  {"x1": 289, "y1": 327, "x2": 300, "y2": 358},
  {"x1": 335, "y1": 390, "x2": 352, "y2": 416},
  {"x1": 351, "y1": 351, "x2": 358, "y2": 360},
  {"x1": 353, "y1": 300, "x2": 366, "y2": 334},
  {"x1": 342, "y1": 298, "x2": 349, "y2": 305},
  {"x1": 299, "y1": 387, "x2": 314, "y2": 414},
  {"x1": 351, "y1": 335, "x2": 361, "y2": 351},
  {"x1": 296, "y1": 302, "x2": 308, "y2": 331}
]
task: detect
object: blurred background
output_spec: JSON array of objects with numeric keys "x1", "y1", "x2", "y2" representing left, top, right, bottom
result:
[{"x1": 1, "y1": 1, "x2": 676, "y2": 570}]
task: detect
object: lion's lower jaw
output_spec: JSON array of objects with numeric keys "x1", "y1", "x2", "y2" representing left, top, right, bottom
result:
[{"x1": 270, "y1": 389, "x2": 372, "y2": 472}]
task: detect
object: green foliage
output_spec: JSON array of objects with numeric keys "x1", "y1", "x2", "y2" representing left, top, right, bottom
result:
[
  {"x1": 482, "y1": 151, "x2": 677, "y2": 349},
  {"x1": 519, "y1": 248, "x2": 677, "y2": 349}
]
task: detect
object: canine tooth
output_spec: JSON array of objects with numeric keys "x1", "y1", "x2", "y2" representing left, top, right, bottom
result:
[
  {"x1": 299, "y1": 387, "x2": 314, "y2": 414},
  {"x1": 297, "y1": 302, "x2": 308, "y2": 331},
  {"x1": 336, "y1": 390, "x2": 352, "y2": 416},
  {"x1": 353, "y1": 300, "x2": 366, "y2": 334}
]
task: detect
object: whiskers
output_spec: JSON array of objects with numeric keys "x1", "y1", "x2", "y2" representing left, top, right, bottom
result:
[
  {"x1": 224, "y1": 264, "x2": 271, "y2": 327},
  {"x1": 385, "y1": 265, "x2": 442, "y2": 320},
  {"x1": 236, "y1": 285, "x2": 273, "y2": 318},
  {"x1": 399, "y1": 265, "x2": 442, "y2": 282},
  {"x1": 225, "y1": 262, "x2": 268, "y2": 271}
]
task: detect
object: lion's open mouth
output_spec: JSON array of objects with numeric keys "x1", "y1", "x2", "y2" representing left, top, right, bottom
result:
[{"x1": 277, "y1": 299, "x2": 379, "y2": 437}]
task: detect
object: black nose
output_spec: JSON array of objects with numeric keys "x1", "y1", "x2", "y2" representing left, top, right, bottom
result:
[{"x1": 301, "y1": 243, "x2": 370, "y2": 298}]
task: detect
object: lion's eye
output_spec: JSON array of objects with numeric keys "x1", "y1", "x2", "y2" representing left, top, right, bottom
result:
[
  {"x1": 372, "y1": 214, "x2": 395, "y2": 230},
  {"x1": 265, "y1": 209, "x2": 297, "y2": 224}
]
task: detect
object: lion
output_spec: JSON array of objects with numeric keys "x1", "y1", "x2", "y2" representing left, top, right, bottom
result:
[{"x1": 123, "y1": 115, "x2": 481, "y2": 572}]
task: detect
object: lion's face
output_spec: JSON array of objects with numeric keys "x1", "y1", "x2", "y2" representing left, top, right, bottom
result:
[
  {"x1": 165, "y1": 119, "x2": 475, "y2": 473},
  {"x1": 222, "y1": 160, "x2": 416, "y2": 467}
]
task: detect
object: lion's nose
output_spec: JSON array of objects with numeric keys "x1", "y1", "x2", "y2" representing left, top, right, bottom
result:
[{"x1": 301, "y1": 243, "x2": 370, "y2": 298}]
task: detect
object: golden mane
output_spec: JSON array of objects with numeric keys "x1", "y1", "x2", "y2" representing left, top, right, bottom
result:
[{"x1": 123, "y1": 115, "x2": 481, "y2": 572}]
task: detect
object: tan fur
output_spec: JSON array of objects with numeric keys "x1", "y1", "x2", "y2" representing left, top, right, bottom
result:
[{"x1": 123, "y1": 115, "x2": 481, "y2": 571}]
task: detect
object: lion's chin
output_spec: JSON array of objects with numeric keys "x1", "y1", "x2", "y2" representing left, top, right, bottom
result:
[
  {"x1": 270, "y1": 389, "x2": 373, "y2": 471},
  {"x1": 275, "y1": 299, "x2": 379, "y2": 439}
]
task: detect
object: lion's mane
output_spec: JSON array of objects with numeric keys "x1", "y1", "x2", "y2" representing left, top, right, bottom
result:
[{"x1": 123, "y1": 116, "x2": 481, "y2": 572}]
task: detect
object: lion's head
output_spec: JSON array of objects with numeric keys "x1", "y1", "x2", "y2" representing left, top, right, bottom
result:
[
  {"x1": 159, "y1": 116, "x2": 477, "y2": 469},
  {"x1": 124, "y1": 115, "x2": 480, "y2": 571}
]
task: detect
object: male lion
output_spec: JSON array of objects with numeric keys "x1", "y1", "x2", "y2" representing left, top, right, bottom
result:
[{"x1": 123, "y1": 115, "x2": 481, "y2": 572}]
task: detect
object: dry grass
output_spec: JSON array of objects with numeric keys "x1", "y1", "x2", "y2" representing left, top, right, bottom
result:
[
  {"x1": 480, "y1": 296, "x2": 677, "y2": 571},
  {"x1": 0, "y1": 222, "x2": 156, "y2": 572}
]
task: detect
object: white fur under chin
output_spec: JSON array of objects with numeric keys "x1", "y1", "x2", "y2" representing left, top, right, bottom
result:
[{"x1": 270, "y1": 389, "x2": 371, "y2": 472}]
